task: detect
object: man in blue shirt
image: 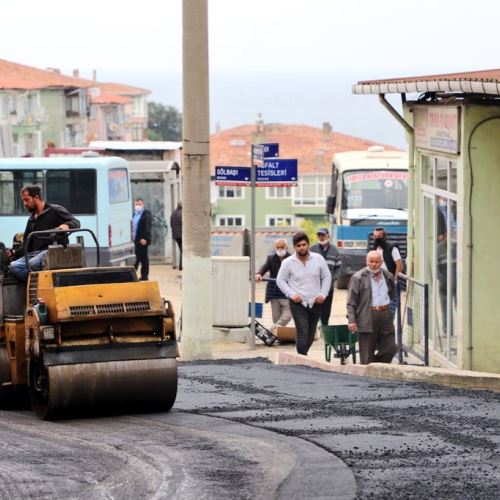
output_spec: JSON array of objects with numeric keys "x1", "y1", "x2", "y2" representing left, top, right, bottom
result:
[{"x1": 132, "y1": 198, "x2": 152, "y2": 281}]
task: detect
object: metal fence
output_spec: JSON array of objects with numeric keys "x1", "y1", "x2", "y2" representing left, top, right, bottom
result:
[{"x1": 396, "y1": 273, "x2": 429, "y2": 366}]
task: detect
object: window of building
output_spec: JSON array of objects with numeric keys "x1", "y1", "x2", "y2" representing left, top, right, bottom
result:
[
  {"x1": 217, "y1": 215, "x2": 244, "y2": 227},
  {"x1": 218, "y1": 186, "x2": 244, "y2": 199},
  {"x1": 292, "y1": 174, "x2": 329, "y2": 206},
  {"x1": 266, "y1": 215, "x2": 292, "y2": 227},
  {"x1": 132, "y1": 123, "x2": 143, "y2": 141},
  {"x1": 266, "y1": 186, "x2": 292, "y2": 199},
  {"x1": 132, "y1": 96, "x2": 146, "y2": 117}
]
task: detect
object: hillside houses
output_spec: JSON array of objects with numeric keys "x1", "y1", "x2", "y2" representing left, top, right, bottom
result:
[{"x1": 0, "y1": 59, "x2": 149, "y2": 157}]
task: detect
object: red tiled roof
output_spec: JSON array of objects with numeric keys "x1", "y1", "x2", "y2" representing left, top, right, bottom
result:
[
  {"x1": 0, "y1": 58, "x2": 91, "y2": 90},
  {"x1": 97, "y1": 82, "x2": 150, "y2": 96},
  {"x1": 91, "y1": 91, "x2": 131, "y2": 105},
  {"x1": 211, "y1": 123, "x2": 401, "y2": 174}
]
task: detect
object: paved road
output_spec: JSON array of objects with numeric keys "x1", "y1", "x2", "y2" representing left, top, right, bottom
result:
[
  {"x1": 177, "y1": 359, "x2": 500, "y2": 499},
  {"x1": 0, "y1": 359, "x2": 498, "y2": 499}
]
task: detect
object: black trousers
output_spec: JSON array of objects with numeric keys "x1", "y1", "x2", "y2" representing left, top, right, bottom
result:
[
  {"x1": 174, "y1": 237, "x2": 183, "y2": 270},
  {"x1": 134, "y1": 242, "x2": 149, "y2": 280},
  {"x1": 289, "y1": 301, "x2": 322, "y2": 355},
  {"x1": 320, "y1": 287, "x2": 334, "y2": 326}
]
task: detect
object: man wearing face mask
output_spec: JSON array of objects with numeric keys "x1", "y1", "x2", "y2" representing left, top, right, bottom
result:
[
  {"x1": 370, "y1": 227, "x2": 403, "y2": 280},
  {"x1": 132, "y1": 198, "x2": 152, "y2": 281},
  {"x1": 255, "y1": 238, "x2": 292, "y2": 330},
  {"x1": 310, "y1": 227, "x2": 341, "y2": 325},
  {"x1": 346, "y1": 250, "x2": 398, "y2": 364}
]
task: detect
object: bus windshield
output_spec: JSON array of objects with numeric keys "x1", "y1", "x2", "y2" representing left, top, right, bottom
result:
[{"x1": 342, "y1": 170, "x2": 408, "y2": 211}]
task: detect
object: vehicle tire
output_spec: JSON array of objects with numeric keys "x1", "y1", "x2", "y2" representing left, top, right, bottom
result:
[{"x1": 336, "y1": 275, "x2": 351, "y2": 289}]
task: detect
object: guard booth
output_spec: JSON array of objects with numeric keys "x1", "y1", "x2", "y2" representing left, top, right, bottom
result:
[
  {"x1": 129, "y1": 160, "x2": 180, "y2": 263},
  {"x1": 353, "y1": 69, "x2": 500, "y2": 374}
]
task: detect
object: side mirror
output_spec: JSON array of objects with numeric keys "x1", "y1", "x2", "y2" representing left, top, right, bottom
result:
[{"x1": 326, "y1": 195, "x2": 336, "y2": 215}]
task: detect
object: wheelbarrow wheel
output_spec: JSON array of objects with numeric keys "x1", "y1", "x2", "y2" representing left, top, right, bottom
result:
[{"x1": 339, "y1": 344, "x2": 349, "y2": 365}]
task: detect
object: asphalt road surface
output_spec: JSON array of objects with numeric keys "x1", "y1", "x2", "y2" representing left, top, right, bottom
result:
[{"x1": 0, "y1": 359, "x2": 499, "y2": 499}]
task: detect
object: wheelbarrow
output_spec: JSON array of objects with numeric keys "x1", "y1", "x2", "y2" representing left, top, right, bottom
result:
[{"x1": 320, "y1": 325, "x2": 358, "y2": 365}]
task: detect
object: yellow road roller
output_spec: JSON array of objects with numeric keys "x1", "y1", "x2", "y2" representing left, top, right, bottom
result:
[{"x1": 0, "y1": 229, "x2": 178, "y2": 419}]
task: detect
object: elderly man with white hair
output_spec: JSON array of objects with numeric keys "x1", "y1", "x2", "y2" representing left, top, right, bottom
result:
[{"x1": 346, "y1": 250, "x2": 398, "y2": 365}]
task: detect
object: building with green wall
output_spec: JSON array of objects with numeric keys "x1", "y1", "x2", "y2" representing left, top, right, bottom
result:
[{"x1": 354, "y1": 69, "x2": 500, "y2": 374}]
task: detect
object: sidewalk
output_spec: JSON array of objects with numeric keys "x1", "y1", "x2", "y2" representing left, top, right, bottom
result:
[{"x1": 150, "y1": 264, "x2": 500, "y2": 393}]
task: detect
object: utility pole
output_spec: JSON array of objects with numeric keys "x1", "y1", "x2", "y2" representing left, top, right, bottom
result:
[{"x1": 181, "y1": 0, "x2": 212, "y2": 359}]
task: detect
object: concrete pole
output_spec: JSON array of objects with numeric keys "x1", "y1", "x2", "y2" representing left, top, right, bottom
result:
[{"x1": 181, "y1": 0, "x2": 212, "y2": 359}]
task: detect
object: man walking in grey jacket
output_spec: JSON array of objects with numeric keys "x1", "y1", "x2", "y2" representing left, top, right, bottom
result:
[{"x1": 346, "y1": 251, "x2": 398, "y2": 365}]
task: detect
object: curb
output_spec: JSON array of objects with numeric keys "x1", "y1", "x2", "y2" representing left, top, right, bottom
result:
[{"x1": 275, "y1": 352, "x2": 500, "y2": 392}]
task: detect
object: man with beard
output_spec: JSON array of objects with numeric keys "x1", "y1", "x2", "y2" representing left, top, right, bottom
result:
[
  {"x1": 8, "y1": 185, "x2": 80, "y2": 281},
  {"x1": 277, "y1": 232, "x2": 331, "y2": 355},
  {"x1": 346, "y1": 250, "x2": 398, "y2": 364}
]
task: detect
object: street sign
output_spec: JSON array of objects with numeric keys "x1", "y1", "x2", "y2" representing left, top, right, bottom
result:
[
  {"x1": 251, "y1": 144, "x2": 265, "y2": 166},
  {"x1": 256, "y1": 159, "x2": 298, "y2": 186},
  {"x1": 215, "y1": 165, "x2": 251, "y2": 186},
  {"x1": 261, "y1": 143, "x2": 279, "y2": 158}
]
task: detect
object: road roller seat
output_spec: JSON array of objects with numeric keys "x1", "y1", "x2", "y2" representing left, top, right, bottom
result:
[{"x1": 42, "y1": 243, "x2": 85, "y2": 271}]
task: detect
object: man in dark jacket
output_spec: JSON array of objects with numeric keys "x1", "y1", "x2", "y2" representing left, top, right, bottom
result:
[
  {"x1": 255, "y1": 238, "x2": 292, "y2": 330},
  {"x1": 9, "y1": 185, "x2": 80, "y2": 281},
  {"x1": 170, "y1": 201, "x2": 183, "y2": 270},
  {"x1": 370, "y1": 227, "x2": 403, "y2": 278},
  {"x1": 133, "y1": 198, "x2": 152, "y2": 281},
  {"x1": 346, "y1": 251, "x2": 398, "y2": 364},
  {"x1": 310, "y1": 227, "x2": 342, "y2": 326}
]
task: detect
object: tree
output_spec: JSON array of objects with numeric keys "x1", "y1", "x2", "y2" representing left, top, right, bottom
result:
[{"x1": 147, "y1": 102, "x2": 182, "y2": 141}]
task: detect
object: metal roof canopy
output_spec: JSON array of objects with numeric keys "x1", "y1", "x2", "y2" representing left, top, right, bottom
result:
[{"x1": 352, "y1": 69, "x2": 500, "y2": 96}]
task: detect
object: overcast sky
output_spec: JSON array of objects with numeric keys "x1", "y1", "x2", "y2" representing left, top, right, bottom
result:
[{"x1": 2, "y1": 0, "x2": 498, "y2": 146}]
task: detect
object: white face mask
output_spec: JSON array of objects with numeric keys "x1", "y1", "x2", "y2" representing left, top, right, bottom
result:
[
  {"x1": 319, "y1": 239, "x2": 329, "y2": 246},
  {"x1": 134, "y1": 205, "x2": 143, "y2": 212},
  {"x1": 276, "y1": 249, "x2": 287, "y2": 257}
]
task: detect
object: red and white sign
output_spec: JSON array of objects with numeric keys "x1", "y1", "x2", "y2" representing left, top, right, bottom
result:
[
  {"x1": 414, "y1": 106, "x2": 460, "y2": 154},
  {"x1": 345, "y1": 170, "x2": 408, "y2": 183}
]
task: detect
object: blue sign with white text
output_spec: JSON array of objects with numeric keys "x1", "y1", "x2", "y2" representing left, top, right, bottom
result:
[
  {"x1": 257, "y1": 159, "x2": 298, "y2": 185},
  {"x1": 215, "y1": 165, "x2": 251, "y2": 185},
  {"x1": 261, "y1": 143, "x2": 279, "y2": 158}
]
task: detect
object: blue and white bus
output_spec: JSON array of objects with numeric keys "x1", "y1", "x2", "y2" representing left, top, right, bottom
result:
[
  {"x1": 0, "y1": 156, "x2": 135, "y2": 266},
  {"x1": 326, "y1": 146, "x2": 408, "y2": 288}
]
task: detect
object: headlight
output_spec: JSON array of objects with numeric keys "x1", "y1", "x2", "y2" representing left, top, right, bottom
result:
[{"x1": 355, "y1": 241, "x2": 367, "y2": 249}]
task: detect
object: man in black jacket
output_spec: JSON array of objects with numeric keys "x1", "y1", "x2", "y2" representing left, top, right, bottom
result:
[
  {"x1": 132, "y1": 198, "x2": 152, "y2": 281},
  {"x1": 310, "y1": 227, "x2": 342, "y2": 326},
  {"x1": 370, "y1": 227, "x2": 403, "y2": 278},
  {"x1": 255, "y1": 238, "x2": 292, "y2": 330},
  {"x1": 9, "y1": 185, "x2": 80, "y2": 281}
]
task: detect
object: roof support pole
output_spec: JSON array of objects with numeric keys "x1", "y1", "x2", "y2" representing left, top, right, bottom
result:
[{"x1": 378, "y1": 94, "x2": 415, "y2": 277}]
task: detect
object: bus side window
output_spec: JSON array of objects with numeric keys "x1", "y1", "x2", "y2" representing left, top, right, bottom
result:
[{"x1": 46, "y1": 169, "x2": 96, "y2": 214}]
